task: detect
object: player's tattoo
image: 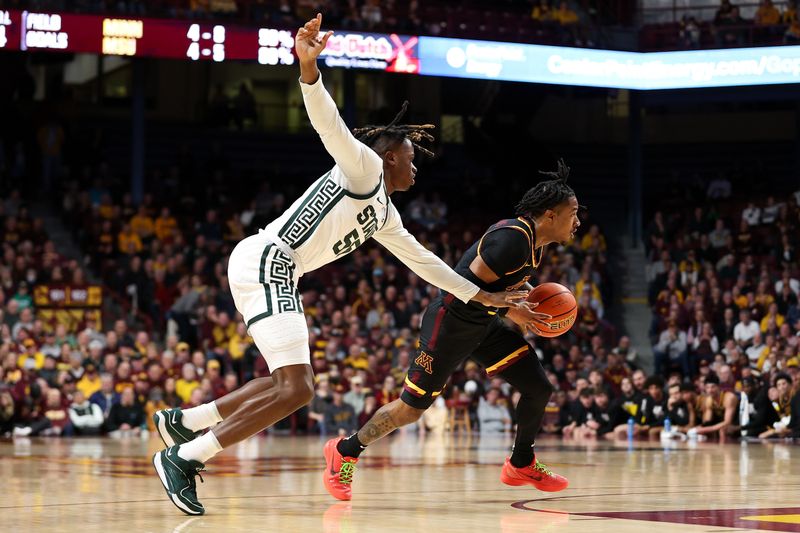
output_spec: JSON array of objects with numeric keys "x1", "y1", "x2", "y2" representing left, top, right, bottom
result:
[{"x1": 358, "y1": 409, "x2": 399, "y2": 445}]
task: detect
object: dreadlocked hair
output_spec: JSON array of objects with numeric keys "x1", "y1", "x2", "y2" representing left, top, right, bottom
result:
[
  {"x1": 352, "y1": 101, "x2": 436, "y2": 158},
  {"x1": 515, "y1": 158, "x2": 575, "y2": 218}
]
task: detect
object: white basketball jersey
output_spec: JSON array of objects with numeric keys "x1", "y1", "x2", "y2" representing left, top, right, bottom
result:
[{"x1": 256, "y1": 73, "x2": 479, "y2": 305}]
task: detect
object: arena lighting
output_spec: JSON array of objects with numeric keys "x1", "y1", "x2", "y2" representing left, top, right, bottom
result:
[
  {"x1": 419, "y1": 37, "x2": 800, "y2": 90},
  {"x1": 3, "y1": 9, "x2": 800, "y2": 89}
]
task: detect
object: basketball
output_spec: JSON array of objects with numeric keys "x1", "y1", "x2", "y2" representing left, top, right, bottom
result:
[{"x1": 526, "y1": 282, "x2": 577, "y2": 337}]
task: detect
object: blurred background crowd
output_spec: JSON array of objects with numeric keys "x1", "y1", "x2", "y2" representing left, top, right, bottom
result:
[{"x1": 1, "y1": 0, "x2": 800, "y2": 443}]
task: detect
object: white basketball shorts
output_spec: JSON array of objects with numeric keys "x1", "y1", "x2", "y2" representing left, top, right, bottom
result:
[{"x1": 228, "y1": 232, "x2": 309, "y2": 371}]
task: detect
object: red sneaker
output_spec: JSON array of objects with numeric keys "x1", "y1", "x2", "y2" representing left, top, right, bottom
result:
[
  {"x1": 500, "y1": 457, "x2": 568, "y2": 492},
  {"x1": 323, "y1": 437, "x2": 359, "y2": 501}
]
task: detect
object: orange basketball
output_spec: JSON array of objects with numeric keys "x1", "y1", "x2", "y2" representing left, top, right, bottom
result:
[{"x1": 526, "y1": 282, "x2": 577, "y2": 337}]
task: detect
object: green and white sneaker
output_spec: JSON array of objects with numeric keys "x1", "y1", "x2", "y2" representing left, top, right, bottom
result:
[
  {"x1": 153, "y1": 408, "x2": 201, "y2": 448},
  {"x1": 153, "y1": 445, "x2": 206, "y2": 516}
]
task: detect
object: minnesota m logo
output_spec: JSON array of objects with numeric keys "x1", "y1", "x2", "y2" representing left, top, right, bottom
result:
[{"x1": 415, "y1": 352, "x2": 434, "y2": 375}]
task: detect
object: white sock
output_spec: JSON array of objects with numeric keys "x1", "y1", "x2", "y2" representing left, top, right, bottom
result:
[
  {"x1": 181, "y1": 401, "x2": 223, "y2": 432},
  {"x1": 177, "y1": 430, "x2": 223, "y2": 463}
]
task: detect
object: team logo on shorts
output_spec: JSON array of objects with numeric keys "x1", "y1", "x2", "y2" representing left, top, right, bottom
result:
[{"x1": 415, "y1": 352, "x2": 434, "y2": 374}]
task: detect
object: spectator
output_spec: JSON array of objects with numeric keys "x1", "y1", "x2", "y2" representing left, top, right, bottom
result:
[
  {"x1": 734, "y1": 309, "x2": 760, "y2": 348},
  {"x1": 760, "y1": 303, "x2": 785, "y2": 333},
  {"x1": 41, "y1": 388, "x2": 70, "y2": 436},
  {"x1": 117, "y1": 223, "x2": 143, "y2": 255},
  {"x1": 531, "y1": 0, "x2": 552, "y2": 21},
  {"x1": 755, "y1": 0, "x2": 780, "y2": 25},
  {"x1": 714, "y1": 3, "x2": 747, "y2": 46},
  {"x1": 654, "y1": 320, "x2": 690, "y2": 378},
  {"x1": 552, "y1": 0, "x2": 580, "y2": 44},
  {"x1": 309, "y1": 374, "x2": 331, "y2": 433},
  {"x1": 77, "y1": 362, "x2": 102, "y2": 397},
  {"x1": 421, "y1": 395, "x2": 449, "y2": 434},
  {"x1": 775, "y1": 269, "x2": 800, "y2": 295},
  {"x1": 679, "y1": 15, "x2": 701, "y2": 48},
  {"x1": 89, "y1": 373, "x2": 119, "y2": 418},
  {"x1": 611, "y1": 336, "x2": 639, "y2": 369},
  {"x1": 144, "y1": 388, "x2": 169, "y2": 431},
  {"x1": 562, "y1": 387, "x2": 599, "y2": 438},
  {"x1": 324, "y1": 385, "x2": 357, "y2": 436},
  {"x1": 176, "y1": 362, "x2": 200, "y2": 403},
  {"x1": 130, "y1": 205, "x2": 154, "y2": 243},
  {"x1": 17, "y1": 338, "x2": 44, "y2": 370},
  {"x1": 477, "y1": 388, "x2": 511, "y2": 433},
  {"x1": 708, "y1": 219, "x2": 730, "y2": 249},
  {"x1": 106, "y1": 387, "x2": 145, "y2": 437},
  {"x1": 714, "y1": 0, "x2": 735, "y2": 24},
  {"x1": 691, "y1": 322, "x2": 719, "y2": 367},
  {"x1": 580, "y1": 224, "x2": 606, "y2": 253},
  {"x1": 154, "y1": 207, "x2": 178, "y2": 243},
  {"x1": 12, "y1": 281, "x2": 33, "y2": 310},
  {"x1": 343, "y1": 376, "x2": 366, "y2": 415},
  {"x1": 68, "y1": 390, "x2": 104, "y2": 436},
  {"x1": 12, "y1": 307, "x2": 35, "y2": 340},
  {"x1": 761, "y1": 195, "x2": 783, "y2": 224},
  {"x1": 163, "y1": 377, "x2": 182, "y2": 407},
  {"x1": 742, "y1": 202, "x2": 761, "y2": 227},
  {"x1": 553, "y1": 1, "x2": 578, "y2": 25},
  {"x1": 39, "y1": 331, "x2": 60, "y2": 358},
  {"x1": 0, "y1": 390, "x2": 15, "y2": 436},
  {"x1": 358, "y1": 391, "x2": 377, "y2": 428},
  {"x1": 375, "y1": 375, "x2": 399, "y2": 407}
]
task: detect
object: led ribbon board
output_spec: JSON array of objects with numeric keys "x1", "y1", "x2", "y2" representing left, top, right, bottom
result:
[
  {"x1": 418, "y1": 36, "x2": 800, "y2": 90},
  {"x1": 3, "y1": 9, "x2": 800, "y2": 89}
]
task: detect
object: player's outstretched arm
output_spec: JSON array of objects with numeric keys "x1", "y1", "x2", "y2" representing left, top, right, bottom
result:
[
  {"x1": 374, "y1": 205, "x2": 525, "y2": 309},
  {"x1": 296, "y1": 13, "x2": 381, "y2": 194}
]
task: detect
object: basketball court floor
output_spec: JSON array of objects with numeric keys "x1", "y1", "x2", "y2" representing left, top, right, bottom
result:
[{"x1": 2, "y1": 432, "x2": 799, "y2": 532}]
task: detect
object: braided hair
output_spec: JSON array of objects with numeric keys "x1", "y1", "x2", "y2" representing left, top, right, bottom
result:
[
  {"x1": 352, "y1": 101, "x2": 436, "y2": 158},
  {"x1": 515, "y1": 158, "x2": 576, "y2": 218}
]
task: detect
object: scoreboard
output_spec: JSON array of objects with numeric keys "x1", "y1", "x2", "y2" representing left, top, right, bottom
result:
[
  {"x1": 5, "y1": 8, "x2": 799, "y2": 89},
  {"x1": 0, "y1": 9, "x2": 418, "y2": 72}
]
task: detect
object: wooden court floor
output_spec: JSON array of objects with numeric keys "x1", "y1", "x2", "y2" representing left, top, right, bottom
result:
[{"x1": 2, "y1": 432, "x2": 800, "y2": 533}]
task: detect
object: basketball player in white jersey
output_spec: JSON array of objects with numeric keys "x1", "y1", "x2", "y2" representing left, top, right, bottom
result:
[{"x1": 151, "y1": 13, "x2": 529, "y2": 515}]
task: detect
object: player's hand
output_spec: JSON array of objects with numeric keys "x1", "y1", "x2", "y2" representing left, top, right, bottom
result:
[
  {"x1": 295, "y1": 13, "x2": 333, "y2": 63},
  {"x1": 506, "y1": 301, "x2": 552, "y2": 334},
  {"x1": 474, "y1": 289, "x2": 528, "y2": 309}
]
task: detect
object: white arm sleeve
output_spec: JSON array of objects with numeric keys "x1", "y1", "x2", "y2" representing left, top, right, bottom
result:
[
  {"x1": 300, "y1": 73, "x2": 383, "y2": 195},
  {"x1": 374, "y1": 204, "x2": 480, "y2": 304}
]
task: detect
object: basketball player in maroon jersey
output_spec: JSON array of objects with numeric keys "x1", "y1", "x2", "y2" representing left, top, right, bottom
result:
[{"x1": 324, "y1": 160, "x2": 581, "y2": 500}]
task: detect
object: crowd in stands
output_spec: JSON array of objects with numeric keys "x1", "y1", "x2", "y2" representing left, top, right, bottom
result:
[
  {"x1": 0, "y1": 0, "x2": 597, "y2": 48},
  {"x1": 658, "y1": 0, "x2": 800, "y2": 50},
  {"x1": 4, "y1": 128, "x2": 800, "y2": 443},
  {"x1": 645, "y1": 176, "x2": 800, "y2": 440}
]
